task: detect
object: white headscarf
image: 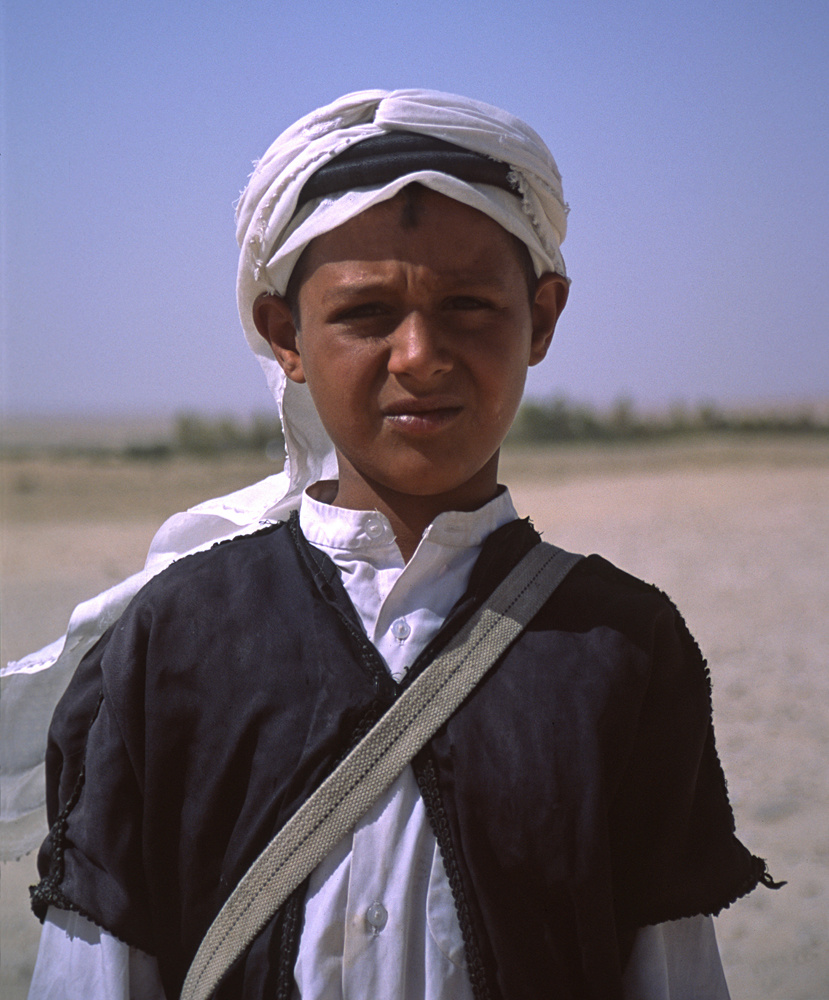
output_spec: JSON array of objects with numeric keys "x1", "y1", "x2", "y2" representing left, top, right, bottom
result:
[{"x1": 0, "y1": 89, "x2": 568, "y2": 859}]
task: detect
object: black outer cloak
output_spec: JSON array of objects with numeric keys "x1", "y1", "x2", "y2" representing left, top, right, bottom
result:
[{"x1": 32, "y1": 515, "x2": 771, "y2": 1000}]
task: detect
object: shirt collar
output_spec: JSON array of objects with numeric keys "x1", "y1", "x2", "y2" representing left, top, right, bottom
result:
[{"x1": 299, "y1": 483, "x2": 518, "y2": 556}]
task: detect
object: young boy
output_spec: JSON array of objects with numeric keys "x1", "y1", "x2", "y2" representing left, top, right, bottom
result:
[{"x1": 22, "y1": 89, "x2": 774, "y2": 999}]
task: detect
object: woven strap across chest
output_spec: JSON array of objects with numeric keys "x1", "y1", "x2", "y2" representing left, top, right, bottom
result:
[{"x1": 181, "y1": 540, "x2": 583, "y2": 1000}]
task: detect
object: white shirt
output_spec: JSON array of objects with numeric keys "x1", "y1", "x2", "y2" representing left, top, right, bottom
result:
[{"x1": 30, "y1": 487, "x2": 729, "y2": 999}]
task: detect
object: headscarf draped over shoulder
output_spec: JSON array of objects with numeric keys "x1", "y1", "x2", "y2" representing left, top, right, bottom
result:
[{"x1": 0, "y1": 89, "x2": 568, "y2": 859}]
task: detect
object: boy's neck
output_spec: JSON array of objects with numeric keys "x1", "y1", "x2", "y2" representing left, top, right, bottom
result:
[{"x1": 329, "y1": 460, "x2": 502, "y2": 562}]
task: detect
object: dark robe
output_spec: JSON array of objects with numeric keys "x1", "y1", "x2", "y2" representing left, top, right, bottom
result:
[{"x1": 32, "y1": 514, "x2": 772, "y2": 1000}]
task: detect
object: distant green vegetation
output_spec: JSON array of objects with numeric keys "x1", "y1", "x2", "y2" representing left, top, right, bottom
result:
[
  {"x1": 506, "y1": 397, "x2": 829, "y2": 445},
  {"x1": 176, "y1": 413, "x2": 283, "y2": 457},
  {"x1": 148, "y1": 400, "x2": 829, "y2": 456},
  {"x1": 4, "y1": 400, "x2": 827, "y2": 460},
  {"x1": 123, "y1": 413, "x2": 284, "y2": 460}
]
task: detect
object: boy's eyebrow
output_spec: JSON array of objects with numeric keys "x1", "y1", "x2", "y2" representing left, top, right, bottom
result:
[{"x1": 318, "y1": 268, "x2": 513, "y2": 304}]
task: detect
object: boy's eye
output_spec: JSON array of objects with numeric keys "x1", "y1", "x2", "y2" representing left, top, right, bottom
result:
[
  {"x1": 444, "y1": 296, "x2": 493, "y2": 311},
  {"x1": 331, "y1": 301, "x2": 390, "y2": 322}
]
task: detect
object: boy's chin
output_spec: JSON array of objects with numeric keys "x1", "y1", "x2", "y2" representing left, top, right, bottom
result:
[{"x1": 335, "y1": 452, "x2": 502, "y2": 512}]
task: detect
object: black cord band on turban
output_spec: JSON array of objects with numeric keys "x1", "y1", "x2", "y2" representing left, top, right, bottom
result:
[{"x1": 295, "y1": 131, "x2": 519, "y2": 211}]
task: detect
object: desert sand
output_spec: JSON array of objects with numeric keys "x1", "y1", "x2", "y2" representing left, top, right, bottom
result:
[{"x1": 2, "y1": 438, "x2": 828, "y2": 998}]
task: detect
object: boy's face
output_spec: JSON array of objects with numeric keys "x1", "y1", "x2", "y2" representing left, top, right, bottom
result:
[{"x1": 255, "y1": 188, "x2": 567, "y2": 516}]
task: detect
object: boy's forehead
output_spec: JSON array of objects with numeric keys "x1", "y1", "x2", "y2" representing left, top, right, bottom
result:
[{"x1": 299, "y1": 188, "x2": 524, "y2": 280}]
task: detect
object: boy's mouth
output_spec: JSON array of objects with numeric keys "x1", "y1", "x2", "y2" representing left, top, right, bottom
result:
[{"x1": 382, "y1": 396, "x2": 463, "y2": 432}]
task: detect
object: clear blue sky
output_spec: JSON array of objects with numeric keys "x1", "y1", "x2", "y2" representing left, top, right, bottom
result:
[{"x1": 3, "y1": 0, "x2": 827, "y2": 417}]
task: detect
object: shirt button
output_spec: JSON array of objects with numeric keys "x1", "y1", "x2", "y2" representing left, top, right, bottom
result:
[
  {"x1": 391, "y1": 618, "x2": 411, "y2": 641},
  {"x1": 365, "y1": 517, "x2": 385, "y2": 540},
  {"x1": 366, "y1": 901, "x2": 388, "y2": 935}
]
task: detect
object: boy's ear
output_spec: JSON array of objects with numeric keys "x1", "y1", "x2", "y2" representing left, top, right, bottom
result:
[
  {"x1": 528, "y1": 272, "x2": 569, "y2": 367},
  {"x1": 252, "y1": 294, "x2": 306, "y2": 384}
]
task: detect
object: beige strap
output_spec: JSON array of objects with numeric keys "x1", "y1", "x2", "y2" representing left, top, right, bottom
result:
[{"x1": 181, "y1": 542, "x2": 582, "y2": 1000}]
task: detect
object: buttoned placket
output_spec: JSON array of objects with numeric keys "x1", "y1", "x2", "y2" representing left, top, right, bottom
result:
[{"x1": 294, "y1": 488, "x2": 519, "y2": 1000}]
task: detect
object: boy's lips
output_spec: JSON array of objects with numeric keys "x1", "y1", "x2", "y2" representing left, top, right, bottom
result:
[{"x1": 382, "y1": 396, "x2": 464, "y2": 432}]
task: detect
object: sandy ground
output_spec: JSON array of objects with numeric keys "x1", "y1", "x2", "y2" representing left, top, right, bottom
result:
[{"x1": 2, "y1": 439, "x2": 828, "y2": 998}]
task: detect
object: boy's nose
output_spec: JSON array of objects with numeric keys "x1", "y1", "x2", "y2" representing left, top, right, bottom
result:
[{"x1": 387, "y1": 312, "x2": 452, "y2": 379}]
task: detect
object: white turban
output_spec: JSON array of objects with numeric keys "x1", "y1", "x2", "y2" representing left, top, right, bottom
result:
[{"x1": 1, "y1": 89, "x2": 568, "y2": 858}]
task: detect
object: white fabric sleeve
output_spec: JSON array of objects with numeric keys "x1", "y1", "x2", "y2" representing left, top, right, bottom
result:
[
  {"x1": 28, "y1": 907, "x2": 164, "y2": 1000},
  {"x1": 622, "y1": 914, "x2": 730, "y2": 1000},
  {"x1": 29, "y1": 907, "x2": 727, "y2": 999}
]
